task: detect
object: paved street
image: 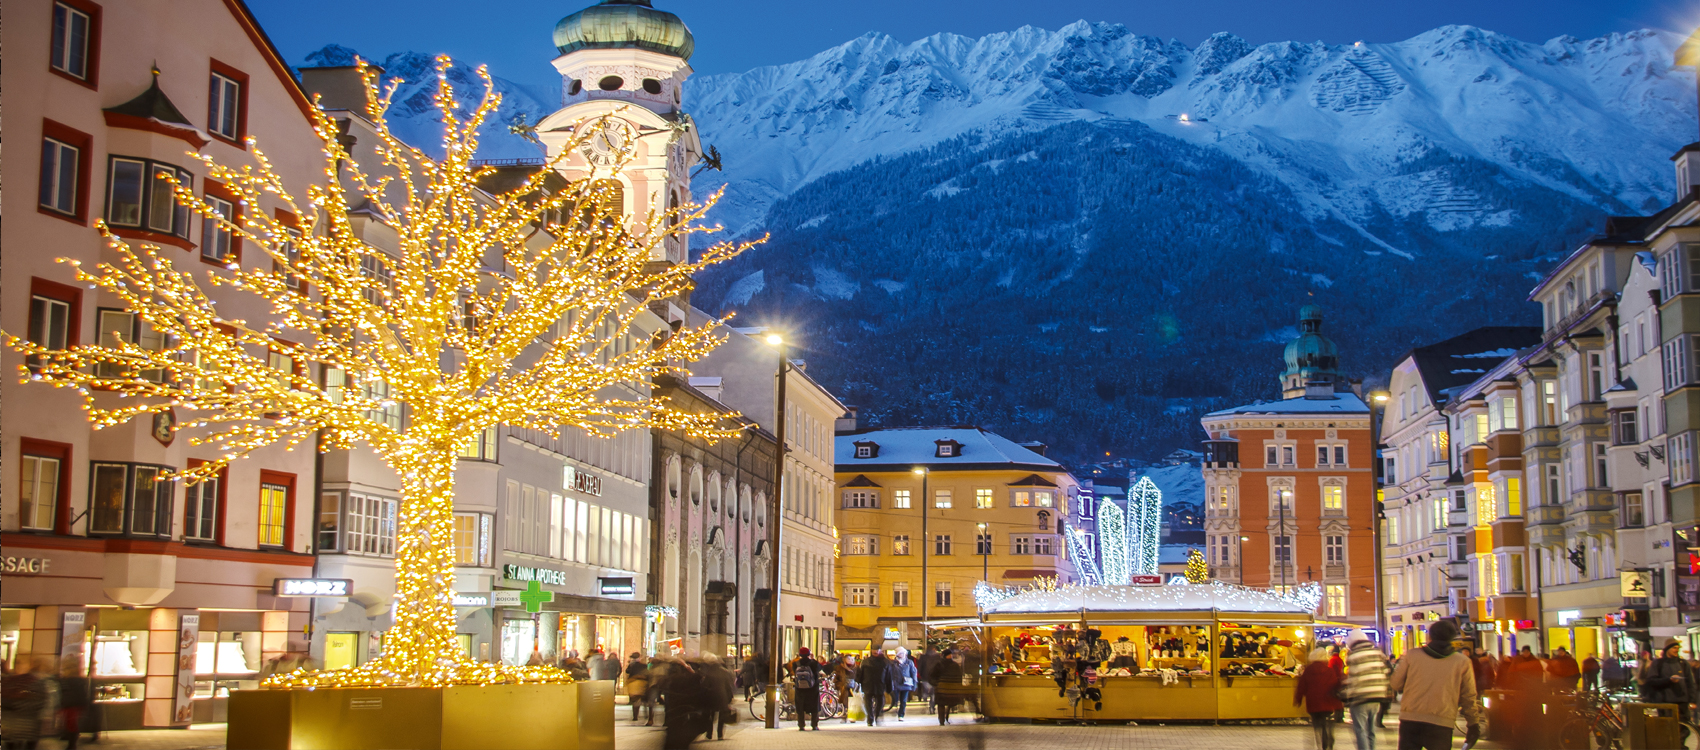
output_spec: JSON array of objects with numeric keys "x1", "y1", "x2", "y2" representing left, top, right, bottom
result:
[{"x1": 37, "y1": 701, "x2": 1526, "y2": 750}]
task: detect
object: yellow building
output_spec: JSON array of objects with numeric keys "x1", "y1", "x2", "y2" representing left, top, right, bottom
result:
[{"x1": 833, "y1": 425, "x2": 1080, "y2": 650}]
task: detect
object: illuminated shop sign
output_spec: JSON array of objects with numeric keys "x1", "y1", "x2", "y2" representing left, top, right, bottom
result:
[
  {"x1": 599, "y1": 577, "x2": 635, "y2": 596},
  {"x1": 503, "y1": 564, "x2": 569, "y2": 586},
  {"x1": 273, "y1": 578, "x2": 352, "y2": 597},
  {"x1": 564, "y1": 466, "x2": 602, "y2": 497},
  {"x1": 452, "y1": 593, "x2": 490, "y2": 607}
]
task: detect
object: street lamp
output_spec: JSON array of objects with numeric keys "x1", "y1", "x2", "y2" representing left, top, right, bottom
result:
[
  {"x1": 978, "y1": 522, "x2": 989, "y2": 583},
  {"x1": 915, "y1": 467, "x2": 930, "y2": 630},
  {"x1": 763, "y1": 332, "x2": 789, "y2": 729},
  {"x1": 1369, "y1": 390, "x2": 1390, "y2": 650}
]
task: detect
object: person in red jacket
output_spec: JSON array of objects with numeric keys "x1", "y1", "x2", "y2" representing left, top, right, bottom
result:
[
  {"x1": 1581, "y1": 653, "x2": 1601, "y2": 693},
  {"x1": 1295, "y1": 647, "x2": 1345, "y2": 750},
  {"x1": 1547, "y1": 647, "x2": 1582, "y2": 692}
]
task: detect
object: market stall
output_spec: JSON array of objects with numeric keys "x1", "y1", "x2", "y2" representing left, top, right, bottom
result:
[{"x1": 970, "y1": 582, "x2": 1318, "y2": 722}]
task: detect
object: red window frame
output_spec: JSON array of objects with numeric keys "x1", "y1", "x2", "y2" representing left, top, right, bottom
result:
[
  {"x1": 29, "y1": 277, "x2": 83, "y2": 348},
  {"x1": 207, "y1": 59, "x2": 250, "y2": 149},
  {"x1": 184, "y1": 457, "x2": 229, "y2": 546},
  {"x1": 201, "y1": 179, "x2": 243, "y2": 266},
  {"x1": 273, "y1": 208, "x2": 308, "y2": 295},
  {"x1": 257, "y1": 469, "x2": 297, "y2": 551},
  {"x1": 47, "y1": 0, "x2": 102, "y2": 90},
  {"x1": 39, "y1": 119, "x2": 93, "y2": 225},
  {"x1": 19, "y1": 438, "x2": 74, "y2": 535}
]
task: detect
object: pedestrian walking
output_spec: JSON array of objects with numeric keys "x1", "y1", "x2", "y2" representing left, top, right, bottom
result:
[
  {"x1": 645, "y1": 657, "x2": 670, "y2": 727},
  {"x1": 1295, "y1": 647, "x2": 1344, "y2": 750},
  {"x1": 661, "y1": 658, "x2": 704, "y2": 750},
  {"x1": 737, "y1": 654, "x2": 761, "y2": 702},
  {"x1": 2, "y1": 656, "x2": 51, "y2": 750},
  {"x1": 699, "y1": 654, "x2": 735, "y2": 741},
  {"x1": 859, "y1": 648, "x2": 892, "y2": 725},
  {"x1": 56, "y1": 659, "x2": 93, "y2": 750},
  {"x1": 1601, "y1": 653, "x2": 1629, "y2": 691},
  {"x1": 1389, "y1": 620, "x2": 1482, "y2": 750},
  {"x1": 1642, "y1": 639, "x2": 1696, "y2": 744},
  {"x1": 832, "y1": 654, "x2": 855, "y2": 723},
  {"x1": 890, "y1": 647, "x2": 918, "y2": 719},
  {"x1": 624, "y1": 653, "x2": 653, "y2": 724},
  {"x1": 1581, "y1": 653, "x2": 1601, "y2": 692},
  {"x1": 1497, "y1": 645, "x2": 1546, "y2": 750},
  {"x1": 929, "y1": 648, "x2": 967, "y2": 725},
  {"x1": 790, "y1": 647, "x2": 825, "y2": 731},
  {"x1": 593, "y1": 648, "x2": 623, "y2": 682},
  {"x1": 918, "y1": 645, "x2": 941, "y2": 714},
  {"x1": 1341, "y1": 632, "x2": 1392, "y2": 750},
  {"x1": 1546, "y1": 647, "x2": 1580, "y2": 692}
]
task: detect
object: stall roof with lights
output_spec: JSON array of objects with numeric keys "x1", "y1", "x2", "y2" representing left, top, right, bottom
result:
[{"x1": 979, "y1": 582, "x2": 1317, "y2": 624}]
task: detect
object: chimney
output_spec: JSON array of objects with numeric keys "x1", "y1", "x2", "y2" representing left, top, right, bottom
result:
[
  {"x1": 1349, "y1": 379, "x2": 1364, "y2": 399},
  {"x1": 1675, "y1": 143, "x2": 1700, "y2": 202},
  {"x1": 835, "y1": 406, "x2": 859, "y2": 433},
  {"x1": 687, "y1": 376, "x2": 723, "y2": 403},
  {"x1": 298, "y1": 65, "x2": 383, "y2": 113},
  {"x1": 1304, "y1": 380, "x2": 1335, "y2": 400},
  {"x1": 1017, "y1": 441, "x2": 1048, "y2": 457}
]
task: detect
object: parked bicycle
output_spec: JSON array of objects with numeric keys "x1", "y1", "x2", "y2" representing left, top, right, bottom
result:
[
  {"x1": 749, "y1": 682, "x2": 843, "y2": 723},
  {"x1": 1556, "y1": 690, "x2": 1700, "y2": 750}
]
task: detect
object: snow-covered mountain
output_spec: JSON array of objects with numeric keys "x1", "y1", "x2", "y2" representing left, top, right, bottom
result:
[{"x1": 687, "y1": 24, "x2": 1694, "y2": 240}]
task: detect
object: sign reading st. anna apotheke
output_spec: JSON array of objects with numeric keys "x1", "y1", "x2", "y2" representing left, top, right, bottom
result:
[{"x1": 503, "y1": 564, "x2": 569, "y2": 586}]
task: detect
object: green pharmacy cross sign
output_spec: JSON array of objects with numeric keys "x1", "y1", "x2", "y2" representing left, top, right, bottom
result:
[{"x1": 519, "y1": 580, "x2": 554, "y2": 613}]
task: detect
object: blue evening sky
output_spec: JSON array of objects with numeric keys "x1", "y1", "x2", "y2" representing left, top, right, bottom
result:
[{"x1": 251, "y1": 0, "x2": 1698, "y2": 87}]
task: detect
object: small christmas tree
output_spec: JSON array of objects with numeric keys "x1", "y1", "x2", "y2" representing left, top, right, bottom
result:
[{"x1": 1185, "y1": 548, "x2": 1208, "y2": 584}]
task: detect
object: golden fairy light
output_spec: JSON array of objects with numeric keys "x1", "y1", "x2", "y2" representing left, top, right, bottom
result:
[{"x1": 4, "y1": 57, "x2": 758, "y2": 688}]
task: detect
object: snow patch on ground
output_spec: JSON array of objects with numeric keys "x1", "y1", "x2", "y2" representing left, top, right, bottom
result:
[
  {"x1": 873, "y1": 279, "x2": 907, "y2": 293},
  {"x1": 812, "y1": 267, "x2": 859, "y2": 299},
  {"x1": 724, "y1": 271, "x2": 765, "y2": 306}
]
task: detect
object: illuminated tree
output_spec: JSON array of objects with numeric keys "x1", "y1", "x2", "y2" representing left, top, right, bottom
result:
[
  {"x1": 1128, "y1": 476, "x2": 1162, "y2": 576},
  {"x1": 1184, "y1": 548, "x2": 1207, "y2": 584},
  {"x1": 4, "y1": 58, "x2": 754, "y2": 687}
]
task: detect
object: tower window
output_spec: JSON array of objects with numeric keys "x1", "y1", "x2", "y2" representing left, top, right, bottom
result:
[
  {"x1": 598, "y1": 76, "x2": 623, "y2": 91},
  {"x1": 567, "y1": 79, "x2": 583, "y2": 96},
  {"x1": 641, "y1": 78, "x2": 662, "y2": 95}
]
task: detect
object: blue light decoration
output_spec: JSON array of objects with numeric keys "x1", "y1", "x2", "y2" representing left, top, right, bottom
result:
[
  {"x1": 1098, "y1": 497, "x2": 1129, "y2": 585},
  {"x1": 1128, "y1": 476, "x2": 1163, "y2": 576}
]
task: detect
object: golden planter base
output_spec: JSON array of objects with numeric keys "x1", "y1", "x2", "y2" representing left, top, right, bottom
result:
[{"x1": 228, "y1": 681, "x2": 615, "y2": 750}]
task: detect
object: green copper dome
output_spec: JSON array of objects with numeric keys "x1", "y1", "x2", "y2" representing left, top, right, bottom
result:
[
  {"x1": 553, "y1": 0, "x2": 694, "y2": 61},
  {"x1": 1282, "y1": 305, "x2": 1340, "y2": 381}
]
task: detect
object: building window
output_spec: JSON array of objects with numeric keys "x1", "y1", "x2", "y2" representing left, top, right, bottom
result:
[
  {"x1": 1317, "y1": 445, "x2": 1330, "y2": 466},
  {"x1": 40, "y1": 134, "x2": 83, "y2": 218},
  {"x1": 258, "y1": 482, "x2": 289, "y2": 547},
  {"x1": 1661, "y1": 243, "x2": 1700, "y2": 298},
  {"x1": 453, "y1": 512, "x2": 494, "y2": 566},
  {"x1": 202, "y1": 193, "x2": 237, "y2": 263},
  {"x1": 95, "y1": 309, "x2": 166, "y2": 381},
  {"x1": 458, "y1": 428, "x2": 497, "y2": 461},
  {"x1": 1035, "y1": 536, "x2": 1054, "y2": 555},
  {"x1": 1621, "y1": 492, "x2": 1646, "y2": 528},
  {"x1": 360, "y1": 253, "x2": 395, "y2": 306},
  {"x1": 1384, "y1": 457, "x2": 1397, "y2": 484},
  {"x1": 108, "y1": 157, "x2": 191, "y2": 237},
  {"x1": 1617, "y1": 410, "x2": 1640, "y2": 445},
  {"x1": 1266, "y1": 446, "x2": 1278, "y2": 467},
  {"x1": 1663, "y1": 336, "x2": 1700, "y2": 391},
  {"x1": 891, "y1": 582, "x2": 909, "y2": 607},
  {"x1": 892, "y1": 534, "x2": 910, "y2": 555},
  {"x1": 183, "y1": 464, "x2": 222, "y2": 542},
  {"x1": 846, "y1": 535, "x2": 878, "y2": 555},
  {"x1": 1505, "y1": 477, "x2": 1522, "y2": 516},
  {"x1": 1011, "y1": 489, "x2": 1054, "y2": 507},
  {"x1": 1321, "y1": 484, "x2": 1344, "y2": 516},
  {"x1": 1452, "y1": 535, "x2": 1466, "y2": 562},
  {"x1": 1545, "y1": 464, "x2": 1562, "y2": 504},
  {"x1": 1587, "y1": 352, "x2": 1605, "y2": 401},
  {"x1": 1477, "y1": 485, "x2": 1498, "y2": 525},
  {"x1": 975, "y1": 532, "x2": 993, "y2": 554},
  {"x1": 1271, "y1": 485, "x2": 1294, "y2": 511},
  {"x1": 1386, "y1": 517, "x2": 1397, "y2": 545},
  {"x1": 1283, "y1": 446, "x2": 1295, "y2": 466},
  {"x1": 893, "y1": 489, "x2": 911, "y2": 509},
  {"x1": 1433, "y1": 496, "x2": 1447, "y2": 530},
  {"x1": 1542, "y1": 380, "x2": 1559, "y2": 425},
  {"x1": 934, "y1": 489, "x2": 952, "y2": 509},
  {"x1": 1334, "y1": 445, "x2": 1347, "y2": 466},
  {"x1": 27, "y1": 280, "x2": 78, "y2": 372},
  {"x1": 1499, "y1": 397, "x2": 1518, "y2": 432},
  {"x1": 854, "y1": 445, "x2": 872, "y2": 458},
  {"x1": 1325, "y1": 535, "x2": 1344, "y2": 565},
  {"x1": 933, "y1": 534, "x2": 952, "y2": 555},
  {"x1": 18, "y1": 449, "x2": 64, "y2": 531},
  {"x1": 207, "y1": 65, "x2": 247, "y2": 143},
  {"x1": 975, "y1": 488, "x2": 994, "y2": 508},
  {"x1": 345, "y1": 492, "x2": 397, "y2": 556},
  {"x1": 845, "y1": 584, "x2": 876, "y2": 607},
  {"x1": 1325, "y1": 585, "x2": 1346, "y2": 616},
  {"x1": 1274, "y1": 535, "x2": 1292, "y2": 564},
  {"x1": 1012, "y1": 536, "x2": 1032, "y2": 555},
  {"x1": 934, "y1": 582, "x2": 952, "y2": 607},
  {"x1": 49, "y1": 1, "x2": 98, "y2": 83},
  {"x1": 1594, "y1": 443, "x2": 1609, "y2": 488},
  {"x1": 1508, "y1": 553, "x2": 1526, "y2": 592},
  {"x1": 88, "y1": 462, "x2": 173, "y2": 537},
  {"x1": 842, "y1": 489, "x2": 878, "y2": 509}
]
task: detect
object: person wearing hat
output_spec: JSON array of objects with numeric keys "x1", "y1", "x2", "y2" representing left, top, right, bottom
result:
[
  {"x1": 1389, "y1": 620, "x2": 1482, "y2": 750},
  {"x1": 1642, "y1": 639, "x2": 1696, "y2": 742},
  {"x1": 789, "y1": 647, "x2": 823, "y2": 731}
]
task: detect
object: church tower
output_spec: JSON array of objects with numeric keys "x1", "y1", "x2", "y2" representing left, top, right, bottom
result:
[
  {"x1": 1280, "y1": 305, "x2": 1343, "y2": 398},
  {"x1": 537, "y1": 0, "x2": 700, "y2": 276}
]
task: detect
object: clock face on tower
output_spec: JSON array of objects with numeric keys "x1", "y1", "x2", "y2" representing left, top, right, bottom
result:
[{"x1": 580, "y1": 119, "x2": 633, "y2": 167}]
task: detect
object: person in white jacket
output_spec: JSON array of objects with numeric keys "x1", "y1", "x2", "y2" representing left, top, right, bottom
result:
[
  {"x1": 1389, "y1": 621, "x2": 1482, "y2": 750},
  {"x1": 1342, "y1": 631, "x2": 1392, "y2": 750}
]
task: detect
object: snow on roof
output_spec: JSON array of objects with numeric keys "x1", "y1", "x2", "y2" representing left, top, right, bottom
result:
[
  {"x1": 1205, "y1": 391, "x2": 1369, "y2": 417},
  {"x1": 1455, "y1": 348, "x2": 1519, "y2": 359},
  {"x1": 981, "y1": 581, "x2": 1315, "y2": 616},
  {"x1": 835, "y1": 426, "x2": 1061, "y2": 469},
  {"x1": 1158, "y1": 544, "x2": 1198, "y2": 564}
]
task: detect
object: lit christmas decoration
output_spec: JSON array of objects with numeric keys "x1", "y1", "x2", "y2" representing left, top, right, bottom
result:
[
  {"x1": 1064, "y1": 524, "x2": 1101, "y2": 585},
  {"x1": 3, "y1": 58, "x2": 755, "y2": 688},
  {"x1": 1185, "y1": 548, "x2": 1208, "y2": 584},
  {"x1": 1128, "y1": 476, "x2": 1162, "y2": 576},
  {"x1": 981, "y1": 580, "x2": 1317, "y2": 615},
  {"x1": 1098, "y1": 497, "x2": 1129, "y2": 585}
]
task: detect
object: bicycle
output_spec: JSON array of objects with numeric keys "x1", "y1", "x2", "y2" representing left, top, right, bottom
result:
[
  {"x1": 749, "y1": 682, "x2": 843, "y2": 723},
  {"x1": 1557, "y1": 691, "x2": 1626, "y2": 750}
]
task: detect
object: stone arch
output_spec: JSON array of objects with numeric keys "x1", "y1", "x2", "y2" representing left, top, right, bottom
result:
[
  {"x1": 740, "y1": 484, "x2": 752, "y2": 524},
  {"x1": 687, "y1": 543, "x2": 704, "y2": 651},
  {"x1": 689, "y1": 463, "x2": 704, "y2": 507},
  {"x1": 725, "y1": 475, "x2": 738, "y2": 519}
]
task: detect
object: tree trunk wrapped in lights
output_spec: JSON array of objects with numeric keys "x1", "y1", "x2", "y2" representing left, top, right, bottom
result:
[{"x1": 4, "y1": 58, "x2": 756, "y2": 688}]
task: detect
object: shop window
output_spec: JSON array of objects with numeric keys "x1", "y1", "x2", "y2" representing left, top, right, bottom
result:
[
  {"x1": 88, "y1": 462, "x2": 173, "y2": 537},
  {"x1": 18, "y1": 440, "x2": 70, "y2": 532},
  {"x1": 345, "y1": 492, "x2": 397, "y2": 556},
  {"x1": 453, "y1": 511, "x2": 494, "y2": 566},
  {"x1": 108, "y1": 157, "x2": 191, "y2": 237},
  {"x1": 184, "y1": 460, "x2": 224, "y2": 542}
]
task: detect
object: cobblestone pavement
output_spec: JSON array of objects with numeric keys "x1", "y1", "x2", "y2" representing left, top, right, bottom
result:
[{"x1": 35, "y1": 707, "x2": 1520, "y2": 749}]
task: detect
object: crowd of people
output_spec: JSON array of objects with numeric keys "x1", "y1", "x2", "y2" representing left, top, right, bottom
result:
[{"x1": 1, "y1": 656, "x2": 95, "y2": 750}]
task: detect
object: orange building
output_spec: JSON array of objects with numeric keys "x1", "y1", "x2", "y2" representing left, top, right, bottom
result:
[{"x1": 1200, "y1": 307, "x2": 1377, "y2": 626}]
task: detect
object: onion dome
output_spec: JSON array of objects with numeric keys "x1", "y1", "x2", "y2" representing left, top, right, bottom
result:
[
  {"x1": 1283, "y1": 305, "x2": 1340, "y2": 378},
  {"x1": 553, "y1": 1, "x2": 694, "y2": 61}
]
